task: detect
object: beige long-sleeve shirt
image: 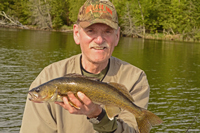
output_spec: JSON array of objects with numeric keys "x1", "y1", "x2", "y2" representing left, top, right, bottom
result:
[{"x1": 20, "y1": 54, "x2": 150, "y2": 133}]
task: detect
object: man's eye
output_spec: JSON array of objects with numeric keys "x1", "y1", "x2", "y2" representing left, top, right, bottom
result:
[
  {"x1": 105, "y1": 29, "x2": 114, "y2": 34},
  {"x1": 106, "y1": 30, "x2": 111, "y2": 33},
  {"x1": 87, "y1": 29, "x2": 93, "y2": 33}
]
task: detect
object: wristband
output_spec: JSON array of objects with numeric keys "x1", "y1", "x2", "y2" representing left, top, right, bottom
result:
[{"x1": 87, "y1": 108, "x2": 106, "y2": 124}]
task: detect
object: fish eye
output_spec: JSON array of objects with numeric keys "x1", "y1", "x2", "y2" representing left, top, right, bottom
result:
[{"x1": 35, "y1": 88, "x2": 40, "y2": 92}]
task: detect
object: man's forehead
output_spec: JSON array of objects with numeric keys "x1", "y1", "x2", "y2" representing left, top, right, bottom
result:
[{"x1": 82, "y1": 23, "x2": 114, "y2": 30}]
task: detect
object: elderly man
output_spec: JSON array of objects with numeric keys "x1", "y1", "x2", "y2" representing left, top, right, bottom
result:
[{"x1": 20, "y1": 0, "x2": 150, "y2": 133}]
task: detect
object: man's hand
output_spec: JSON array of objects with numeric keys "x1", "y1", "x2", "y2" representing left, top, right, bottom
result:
[{"x1": 55, "y1": 92, "x2": 102, "y2": 118}]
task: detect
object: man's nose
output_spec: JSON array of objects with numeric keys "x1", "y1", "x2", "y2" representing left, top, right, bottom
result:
[{"x1": 94, "y1": 34, "x2": 104, "y2": 44}]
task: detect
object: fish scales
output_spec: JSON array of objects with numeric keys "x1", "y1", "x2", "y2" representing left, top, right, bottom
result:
[{"x1": 53, "y1": 77, "x2": 134, "y2": 110}]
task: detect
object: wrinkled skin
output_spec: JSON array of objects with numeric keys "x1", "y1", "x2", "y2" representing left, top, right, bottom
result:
[{"x1": 73, "y1": 23, "x2": 120, "y2": 74}]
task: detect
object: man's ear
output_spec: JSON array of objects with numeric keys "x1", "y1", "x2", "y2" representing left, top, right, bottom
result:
[
  {"x1": 114, "y1": 27, "x2": 120, "y2": 46},
  {"x1": 73, "y1": 24, "x2": 80, "y2": 45}
]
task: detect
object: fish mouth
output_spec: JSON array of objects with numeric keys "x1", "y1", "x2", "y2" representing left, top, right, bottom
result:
[
  {"x1": 29, "y1": 92, "x2": 36, "y2": 100},
  {"x1": 28, "y1": 92, "x2": 44, "y2": 103}
]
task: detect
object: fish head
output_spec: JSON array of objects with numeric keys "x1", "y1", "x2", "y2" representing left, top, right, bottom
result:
[{"x1": 29, "y1": 83, "x2": 58, "y2": 103}]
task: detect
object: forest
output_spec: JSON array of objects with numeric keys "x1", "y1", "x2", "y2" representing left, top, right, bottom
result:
[{"x1": 0, "y1": 0, "x2": 200, "y2": 41}]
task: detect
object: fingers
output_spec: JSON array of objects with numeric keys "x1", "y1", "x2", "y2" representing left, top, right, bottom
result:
[
  {"x1": 77, "y1": 92, "x2": 102, "y2": 118},
  {"x1": 63, "y1": 96, "x2": 81, "y2": 113},
  {"x1": 66, "y1": 92, "x2": 92, "y2": 112},
  {"x1": 55, "y1": 92, "x2": 85, "y2": 114},
  {"x1": 77, "y1": 92, "x2": 92, "y2": 105},
  {"x1": 55, "y1": 97, "x2": 69, "y2": 109},
  {"x1": 55, "y1": 92, "x2": 102, "y2": 117},
  {"x1": 67, "y1": 92, "x2": 82, "y2": 108}
]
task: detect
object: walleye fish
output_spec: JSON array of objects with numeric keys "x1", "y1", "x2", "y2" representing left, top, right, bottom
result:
[{"x1": 29, "y1": 73, "x2": 163, "y2": 133}]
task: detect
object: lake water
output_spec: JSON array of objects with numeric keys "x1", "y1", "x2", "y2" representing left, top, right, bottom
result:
[{"x1": 0, "y1": 27, "x2": 200, "y2": 133}]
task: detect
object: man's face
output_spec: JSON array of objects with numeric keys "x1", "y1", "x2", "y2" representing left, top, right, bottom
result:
[{"x1": 73, "y1": 23, "x2": 120, "y2": 64}]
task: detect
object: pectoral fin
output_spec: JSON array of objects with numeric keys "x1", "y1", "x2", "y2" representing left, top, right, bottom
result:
[
  {"x1": 105, "y1": 105, "x2": 121, "y2": 120},
  {"x1": 56, "y1": 94, "x2": 63, "y2": 102},
  {"x1": 49, "y1": 89, "x2": 58, "y2": 102}
]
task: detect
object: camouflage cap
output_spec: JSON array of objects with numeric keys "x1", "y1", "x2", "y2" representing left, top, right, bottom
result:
[{"x1": 77, "y1": 0, "x2": 118, "y2": 29}]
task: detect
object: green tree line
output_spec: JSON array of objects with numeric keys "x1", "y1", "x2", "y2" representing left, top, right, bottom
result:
[{"x1": 0, "y1": 0, "x2": 200, "y2": 41}]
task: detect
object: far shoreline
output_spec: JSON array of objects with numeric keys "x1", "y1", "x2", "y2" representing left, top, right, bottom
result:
[{"x1": 1, "y1": 24, "x2": 199, "y2": 43}]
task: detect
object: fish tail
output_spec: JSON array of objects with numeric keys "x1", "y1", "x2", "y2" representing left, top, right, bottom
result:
[{"x1": 135, "y1": 109, "x2": 163, "y2": 133}]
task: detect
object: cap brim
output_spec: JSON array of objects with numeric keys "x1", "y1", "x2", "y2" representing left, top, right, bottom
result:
[{"x1": 79, "y1": 19, "x2": 118, "y2": 29}]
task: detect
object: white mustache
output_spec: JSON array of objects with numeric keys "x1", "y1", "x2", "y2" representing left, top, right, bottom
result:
[{"x1": 89, "y1": 42, "x2": 109, "y2": 49}]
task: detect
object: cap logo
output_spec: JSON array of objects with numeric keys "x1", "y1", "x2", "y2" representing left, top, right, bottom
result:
[
  {"x1": 85, "y1": 4, "x2": 112, "y2": 15},
  {"x1": 78, "y1": 0, "x2": 118, "y2": 29}
]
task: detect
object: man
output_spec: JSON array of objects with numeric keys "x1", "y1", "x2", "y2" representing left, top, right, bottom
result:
[{"x1": 20, "y1": 0, "x2": 150, "y2": 133}]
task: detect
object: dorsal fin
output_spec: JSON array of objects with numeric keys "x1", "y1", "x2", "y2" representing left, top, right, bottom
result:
[
  {"x1": 64, "y1": 73, "x2": 99, "y2": 81},
  {"x1": 108, "y1": 82, "x2": 134, "y2": 102}
]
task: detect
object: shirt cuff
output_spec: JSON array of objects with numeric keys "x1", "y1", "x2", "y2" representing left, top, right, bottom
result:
[{"x1": 92, "y1": 113, "x2": 118, "y2": 133}]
